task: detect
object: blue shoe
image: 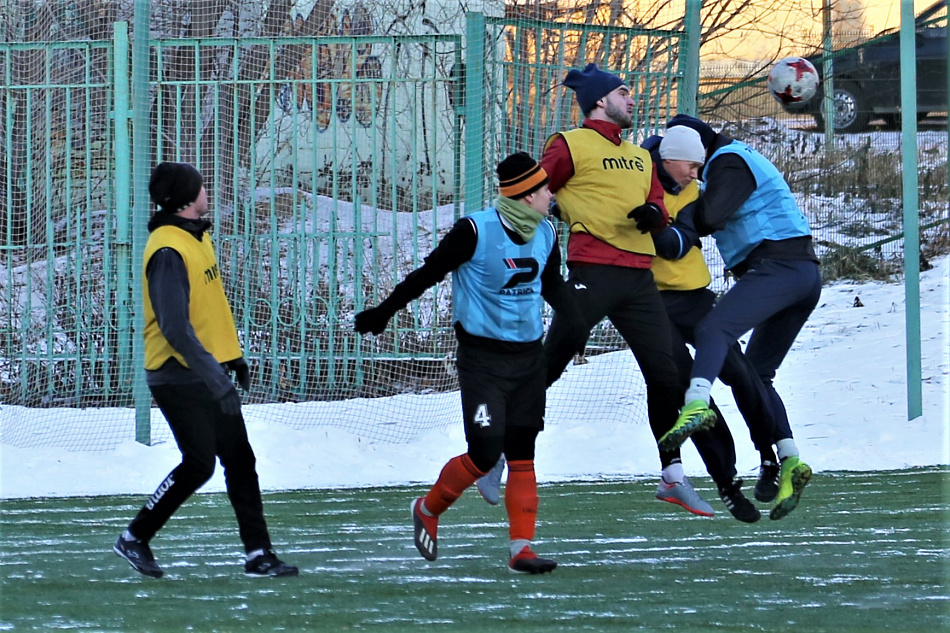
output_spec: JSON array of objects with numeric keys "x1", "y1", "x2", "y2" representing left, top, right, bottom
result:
[{"x1": 477, "y1": 455, "x2": 506, "y2": 506}]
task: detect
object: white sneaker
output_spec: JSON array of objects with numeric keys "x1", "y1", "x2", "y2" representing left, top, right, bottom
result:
[
  {"x1": 655, "y1": 476, "x2": 715, "y2": 517},
  {"x1": 476, "y1": 455, "x2": 506, "y2": 506}
]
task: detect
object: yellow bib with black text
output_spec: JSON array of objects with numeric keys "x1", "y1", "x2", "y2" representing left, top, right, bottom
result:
[
  {"x1": 546, "y1": 128, "x2": 656, "y2": 255},
  {"x1": 142, "y1": 225, "x2": 242, "y2": 369}
]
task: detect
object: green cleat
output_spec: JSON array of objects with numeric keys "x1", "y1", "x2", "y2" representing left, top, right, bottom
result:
[
  {"x1": 769, "y1": 456, "x2": 812, "y2": 520},
  {"x1": 658, "y1": 400, "x2": 717, "y2": 451}
]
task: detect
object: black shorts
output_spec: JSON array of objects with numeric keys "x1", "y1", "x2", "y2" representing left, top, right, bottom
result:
[{"x1": 456, "y1": 343, "x2": 546, "y2": 445}]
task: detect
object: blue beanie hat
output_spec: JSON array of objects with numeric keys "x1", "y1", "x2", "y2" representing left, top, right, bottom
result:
[
  {"x1": 563, "y1": 63, "x2": 625, "y2": 115},
  {"x1": 666, "y1": 114, "x2": 716, "y2": 150}
]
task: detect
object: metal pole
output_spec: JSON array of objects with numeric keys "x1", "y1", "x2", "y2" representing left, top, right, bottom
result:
[
  {"x1": 113, "y1": 22, "x2": 134, "y2": 408},
  {"x1": 678, "y1": 0, "x2": 701, "y2": 116},
  {"x1": 899, "y1": 0, "x2": 922, "y2": 420},
  {"x1": 464, "y1": 12, "x2": 487, "y2": 215},
  {"x1": 132, "y1": 0, "x2": 152, "y2": 444},
  {"x1": 821, "y1": 0, "x2": 835, "y2": 147}
]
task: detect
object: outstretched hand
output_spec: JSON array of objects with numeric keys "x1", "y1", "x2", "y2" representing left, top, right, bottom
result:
[
  {"x1": 627, "y1": 202, "x2": 666, "y2": 233},
  {"x1": 355, "y1": 306, "x2": 393, "y2": 335}
]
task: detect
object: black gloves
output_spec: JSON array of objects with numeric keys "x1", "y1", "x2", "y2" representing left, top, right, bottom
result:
[
  {"x1": 215, "y1": 358, "x2": 249, "y2": 416},
  {"x1": 227, "y1": 358, "x2": 251, "y2": 391},
  {"x1": 218, "y1": 386, "x2": 242, "y2": 417},
  {"x1": 355, "y1": 305, "x2": 394, "y2": 335},
  {"x1": 627, "y1": 202, "x2": 666, "y2": 233}
]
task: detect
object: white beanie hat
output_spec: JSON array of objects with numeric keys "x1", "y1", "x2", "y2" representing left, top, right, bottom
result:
[{"x1": 659, "y1": 126, "x2": 706, "y2": 163}]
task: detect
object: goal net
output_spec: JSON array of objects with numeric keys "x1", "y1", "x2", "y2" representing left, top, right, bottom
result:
[{"x1": 1, "y1": 0, "x2": 690, "y2": 453}]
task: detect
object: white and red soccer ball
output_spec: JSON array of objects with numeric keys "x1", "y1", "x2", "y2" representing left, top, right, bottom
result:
[{"x1": 767, "y1": 57, "x2": 820, "y2": 105}]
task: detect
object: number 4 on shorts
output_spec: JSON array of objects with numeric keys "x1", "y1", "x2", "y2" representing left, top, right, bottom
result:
[{"x1": 474, "y1": 404, "x2": 492, "y2": 428}]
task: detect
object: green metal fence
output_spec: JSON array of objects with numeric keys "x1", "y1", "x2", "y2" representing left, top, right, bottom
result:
[
  {"x1": 1, "y1": 15, "x2": 688, "y2": 417},
  {"x1": 1, "y1": 28, "x2": 466, "y2": 416},
  {"x1": 3, "y1": 9, "x2": 942, "y2": 445},
  {"x1": 1, "y1": 39, "x2": 126, "y2": 407},
  {"x1": 146, "y1": 33, "x2": 465, "y2": 406},
  {"x1": 465, "y1": 15, "x2": 684, "y2": 212}
]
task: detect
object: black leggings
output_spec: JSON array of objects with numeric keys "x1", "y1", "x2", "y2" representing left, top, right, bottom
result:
[
  {"x1": 545, "y1": 265, "x2": 684, "y2": 468},
  {"x1": 127, "y1": 382, "x2": 272, "y2": 553}
]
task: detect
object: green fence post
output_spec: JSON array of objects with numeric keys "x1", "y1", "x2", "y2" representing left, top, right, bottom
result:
[
  {"x1": 821, "y1": 0, "x2": 835, "y2": 147},
  {"x1": 113, "y1": 22, "x2": 135, "y2": 413},
  {"x1": 464, "y1": 12, "x2": 487, "y2": 214},
  {"x1": 678, "y1": 0, "x2": 701, "y2": 116},
  {"x1": 132, "y1": 0, "x2": 152, "y2": 443},
  {"x1": 899, "y1": 0, "x2": 922, "y2": 420}
]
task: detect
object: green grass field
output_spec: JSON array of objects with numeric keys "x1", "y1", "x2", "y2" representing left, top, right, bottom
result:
[{"x1": 1, "y1": 468, "x2": 948, "y2": 632}]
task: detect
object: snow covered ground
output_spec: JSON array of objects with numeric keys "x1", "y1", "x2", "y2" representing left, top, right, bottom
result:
[{"x1": 1, "y1": 254, "x2": 946, "y2": 500}]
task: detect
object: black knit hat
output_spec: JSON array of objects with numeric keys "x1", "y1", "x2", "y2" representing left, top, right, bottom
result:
[
  {"x1": 148, "y1": 162, "x2": 204, "y2": 213},
  {"x1": 666, "y1": 114, "x2": 717, "y2": 150},
  {"x1": 497, "y1": 152, "x2": 548, "y2": 199},
  {"x1": 562, "y1": 63, "x2": 625, "y2": 115}
]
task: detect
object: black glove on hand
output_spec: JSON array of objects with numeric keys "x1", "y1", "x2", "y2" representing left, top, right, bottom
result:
[
  {"x1": 355, "y1": 305, "x2": 393, "y2": 335},
  {"x1": 627, "y1": 202, "x2": 665, "y2": 233},
  {"x1": 227, "y1": 358, "x2": 251, "y2": 391},
  {"x1": 218, "y1": 386, "x2": 242, "y2": 417}
]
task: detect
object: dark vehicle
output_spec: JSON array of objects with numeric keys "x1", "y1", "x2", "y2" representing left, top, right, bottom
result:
[{"x1": 782, "y1": 0, "x2": 947, "y2": 133}]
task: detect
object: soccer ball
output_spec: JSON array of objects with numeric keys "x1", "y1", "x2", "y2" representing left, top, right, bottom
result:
[{"x1": 767, "y1": 57, "x2": 819, "y2": 105}]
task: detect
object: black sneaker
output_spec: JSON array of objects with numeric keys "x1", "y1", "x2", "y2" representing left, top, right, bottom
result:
[
  {"x1": 244, "y1": 550, "x2": 299, "y2": 577},
  {"x1": 754, "y1": 461, "x2": 781, "y2": 503},
  {"x1": 411, "y1": 497, "x2": 439, "y2": 561},
  {"x1": 718, "y1": 479, "x2": 761, "y2": 523},
  {"x1": 509, "y1": 546, "x2": 557, "y2": 574},
  {"x1": 114, "y1": 535, "x2": 164, "y2": 578}
]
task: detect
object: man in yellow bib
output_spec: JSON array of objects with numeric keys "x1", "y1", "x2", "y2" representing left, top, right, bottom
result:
[
  {"x1": 113, "y1": 162, "x2": 297, "y2": 578},
  {"x1": 540, "y1": 64, "x2": 716, "y2": 516}
]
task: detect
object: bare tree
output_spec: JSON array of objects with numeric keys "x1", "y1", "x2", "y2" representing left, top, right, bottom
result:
[{"x1": 0, "y1": 0, "x2": 852, "y2": 241}]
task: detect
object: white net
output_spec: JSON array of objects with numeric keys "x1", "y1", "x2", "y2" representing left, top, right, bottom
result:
[{"x1": 2, "y1": 0, "x2": 945, "y2": 454}]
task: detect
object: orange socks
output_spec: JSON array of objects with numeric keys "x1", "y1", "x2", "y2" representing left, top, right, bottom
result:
[
  {"x1": 505, "y1": 459, "x2": 539, "y2": 542},
  {"x1": 423, "y1": 454, "x2": 484, "y2": 516}
]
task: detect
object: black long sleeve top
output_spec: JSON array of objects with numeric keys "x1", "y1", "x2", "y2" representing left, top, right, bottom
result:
[{"x1": 377, "y1": 213, "x2": 581, "y2": 351}]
